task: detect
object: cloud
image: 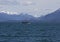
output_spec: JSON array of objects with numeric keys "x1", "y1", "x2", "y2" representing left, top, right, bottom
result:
[
  {"x1": 20, "y1": 1, "x2": 35, "y2": 6},
  {"x1": 25, "y1": 1, "x2": 33, "y2": 5},
  {"x1": 0, "y1": 0, "x2": 19, "y2": 5},
  {"x1": 0, "y1": 0, "x2": 60, "y2": 17},
  {"x1": 0, "y1": 0, "x2": 36, "y2": 6}
]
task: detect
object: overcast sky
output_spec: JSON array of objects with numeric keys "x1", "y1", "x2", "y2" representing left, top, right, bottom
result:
[{"x1": 0, "y1": 0, "x2": 60, "y2": 17}]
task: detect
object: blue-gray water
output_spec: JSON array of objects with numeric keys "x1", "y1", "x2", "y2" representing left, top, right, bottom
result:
[{"x1": 0, "y1": 22, "x2": 60, "y2": 42}]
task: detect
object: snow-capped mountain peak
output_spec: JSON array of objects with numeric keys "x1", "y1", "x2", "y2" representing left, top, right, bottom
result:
[{"x1": 0, "y1": 11, "x2": 18, "y2": 15}]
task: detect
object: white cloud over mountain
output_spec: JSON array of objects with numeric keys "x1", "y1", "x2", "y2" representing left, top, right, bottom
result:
[{"x1": 0, "y1": 0, "x2": 60, "y2": 17}]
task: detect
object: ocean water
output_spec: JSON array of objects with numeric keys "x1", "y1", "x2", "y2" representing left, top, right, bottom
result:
[{"x1": 0, "y1": 22, "x2": 60, "y2": 42}]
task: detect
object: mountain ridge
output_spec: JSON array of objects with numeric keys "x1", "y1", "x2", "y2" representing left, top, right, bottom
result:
[
  {"x1": 0, "y1": 9, "x2": 60, "y2": 23},
  {"x1": 39, "y1": 8, "x2": 60, "y2": 23},
  {"x1": 0, "y1": 12, "x2": 38, "y2": 22}
]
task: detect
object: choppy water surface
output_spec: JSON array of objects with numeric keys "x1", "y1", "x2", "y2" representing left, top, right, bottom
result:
[{"x1": 0, "y1": 22, "x2": 60, "y2": 42}]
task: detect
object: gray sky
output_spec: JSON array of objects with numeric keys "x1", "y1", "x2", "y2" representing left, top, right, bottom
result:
[{"x1": 0, "y1": 0, "x2": 60, "y2": 17}]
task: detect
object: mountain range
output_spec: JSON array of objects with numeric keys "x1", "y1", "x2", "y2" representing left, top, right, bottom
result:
[
  {"x1": 0, "y1": 12, "x2": 38, "y2": 22},
  {"x1": 0, "y1": 9, "x2": 60, "y2": 23},
  {"x1": 39, "y1": 9, "x2": 60, "y2": 23}
]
